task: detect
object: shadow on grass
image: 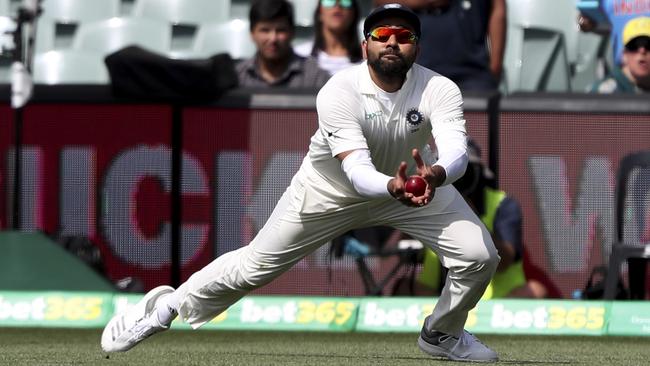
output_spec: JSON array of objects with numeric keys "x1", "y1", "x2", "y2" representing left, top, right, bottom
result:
[
  {"x1": 205, "y1": 350, "x2": 577, "y2": 364},
  {"x1": 497, "y1": 360, "x2": 575, "y2": 365}
]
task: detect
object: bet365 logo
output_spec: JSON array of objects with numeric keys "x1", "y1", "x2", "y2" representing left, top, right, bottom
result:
[{"x1": 490, "y1": 304, "x2": 605, "y2": 331}]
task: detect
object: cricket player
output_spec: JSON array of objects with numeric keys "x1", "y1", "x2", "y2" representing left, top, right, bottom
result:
[{"x1": 101, "y1": 3, "x2": 499, "y2": 362}]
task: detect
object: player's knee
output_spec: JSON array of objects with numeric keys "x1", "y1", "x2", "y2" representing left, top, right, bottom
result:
[
  {"x1": 241, "y1": 272, "x2": 274, "y2": 290},
  {"x1": 467, "y1": 248, "x2": 500, "y2": 275}
]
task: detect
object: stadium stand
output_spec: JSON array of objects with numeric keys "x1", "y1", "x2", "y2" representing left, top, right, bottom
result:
[
  {"x1": 0, "y1": 0, "x2": 611, "y2": 90},
  {"x1": 41, "y1": 0, "x2": 121, "y2": 24},
  {"x1": 289, "y1": 0, "x2": 317, "y2": 27},
  {"x1": 36, "y1": 0, "x2": 121, "y2": 50},
  {"x1": 190, "y1": 19, "x2": 255, "y2": 60},
  {"x1": 33, "y1": 50, "x2": 109, "y2": 84},
  {"x1": 131, "y1": 0, "x2": 231, "y2": 25},
  {"x1": 132, "y1": 0, "x2": 232, "y2": 54},
  {"x1": 72, "y1": 17, "x2": 171, "y2": 57}
]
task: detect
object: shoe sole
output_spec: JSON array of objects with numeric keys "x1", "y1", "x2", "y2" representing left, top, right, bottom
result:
[
  {"x1": 417, "y1": 336, "x2": 497, "y2": 363},
  {"x1": 417, "y1": 336, "x2": 451, "y2": 358},
  {"x1": 101, "y1": 285, "x2": 175, "y2": 352}
]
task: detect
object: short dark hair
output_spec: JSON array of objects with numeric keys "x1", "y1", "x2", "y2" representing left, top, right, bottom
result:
[{"x1": 249, "y1": 0, "x2": 295, "y2": 31}]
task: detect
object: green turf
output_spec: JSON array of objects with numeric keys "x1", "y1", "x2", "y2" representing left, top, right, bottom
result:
[{"x1": 0, "y1": 328, "x2": 648, "y2": 365}]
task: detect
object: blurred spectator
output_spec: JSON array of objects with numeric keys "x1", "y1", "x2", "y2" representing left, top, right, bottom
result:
[
  {"x1": 416, "y1": 139, "x2": 547, "y2": 299},
  {"x1": 237, "y1": 0, "x2": 331, "y2": 88},
  {"x1": 590, "y1": 16, "x2": 650, "y2": 93},
  {"x1": 294, "y1": 0, "x2": 363, "y2": 75},
  {"x1": 578, "y1": 0, "x2": 650, "y2": 67},
  {"x1": 374, "y1": 0, "x2": 506, "y2": 91}
]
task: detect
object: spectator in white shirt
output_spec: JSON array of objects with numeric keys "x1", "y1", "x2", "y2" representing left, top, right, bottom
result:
[{"x1": 295, "y1": 0, "x2": 363, "y2": 75}]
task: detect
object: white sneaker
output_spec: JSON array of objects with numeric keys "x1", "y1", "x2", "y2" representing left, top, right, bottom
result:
[
  {"x1": 418, "y1": 328, "x2": 498, "y2": 362},
  {"x1": 101, "y1": 285, "x2": 175, "y2": 352}
]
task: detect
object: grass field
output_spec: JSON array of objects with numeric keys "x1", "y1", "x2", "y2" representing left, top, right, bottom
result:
[{"x1": 0, "y1": 328, "x2": 648, "y2": 365}]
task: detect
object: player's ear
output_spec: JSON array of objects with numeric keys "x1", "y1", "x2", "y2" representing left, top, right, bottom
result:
[{"x1": 362, "y1": 39, "x2": 368, "y2": 60}]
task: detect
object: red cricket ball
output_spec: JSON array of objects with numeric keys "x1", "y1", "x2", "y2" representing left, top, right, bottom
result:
[{"x1": 405, "y1": 176, "x2": 427, "y2": 196}]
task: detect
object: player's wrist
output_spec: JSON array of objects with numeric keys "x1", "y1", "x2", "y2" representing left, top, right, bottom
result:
[
  {"x1": 429, "y1": 165, "x2": 446, "y2": 187},
  {"x1": 387, "y1": 178, "x2": 397, "y2": 198}
]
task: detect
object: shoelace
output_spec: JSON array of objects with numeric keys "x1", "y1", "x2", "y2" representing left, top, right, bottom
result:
[
  {"x1": 128, "y1": 314, "x2": 161, "y2": 342},
  {"x1": 458, "y1": 331, "x2": 488, "y2": 348},
  {"x1": 457, "y1": 331, "x2": 473, "y2": 347}
]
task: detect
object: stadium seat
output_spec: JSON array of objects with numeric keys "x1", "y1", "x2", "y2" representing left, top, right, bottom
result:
[
  {"x1": 33, "y1": 50, "x2": 109, "y2": 84},
  {"x1": 0, "y1": 15, "x2": 14, "y2": 83},
  {"x1": 604, "y1": 151, "x2": 650, "y2": 300},
  {"x1": 132, "y1": 0, "x2": 231, "y2": 25},
  {"x1": 33, "y1": 16, "x2": 57, "y2": 53},
  {"x1": 132, "y1": 0, "x2": 233, "y2": 55},
  {"x1": 72, "y1": 17, "x2": 171, "y2": 57},
  {"x1": 230, "y1": 0, "x2": 249, "y2": 20},
  {"x1": 192, "y1": 19, "x2": 255, "y2": 60},
  {"x1": 571, "y1": 30, "x2": 607, "y2": 92},
  {"x1": 36, "y1": 0, "x2": 121, "y2": 51},
  {"x1": 0, "y1": 14, "x2": 15, "y2": 47},
  {"x1": 288, "y1": 0, "x2": 317, "y2": 27},
  {"x1": 0, "y1": 0, "x2": 8, "y2": 17},
  {"x1": 503, "y1": 0, "x2": 576, "y2": 93},
  {"x1": 41, "y1": 0, "x2": 120, "y2": 23}
]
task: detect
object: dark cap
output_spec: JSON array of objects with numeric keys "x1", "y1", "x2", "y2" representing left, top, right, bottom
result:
[{"x1": 363, "y1": 3, "x2": 421, "y2": 39}]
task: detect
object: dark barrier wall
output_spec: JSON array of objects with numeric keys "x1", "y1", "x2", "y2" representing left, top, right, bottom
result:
[
  {"x1": 0, "y1": 105, "x2": 12, "y2": 229},
  {"x1": 1, "y1": 87, "x2": 648, "y2": 298},
  {"x1": 3, "y1": 102, "x2": 174, "y2": 288},
  {"x1": 500, "y1": 94, "x2": 650, "y2": 298}
]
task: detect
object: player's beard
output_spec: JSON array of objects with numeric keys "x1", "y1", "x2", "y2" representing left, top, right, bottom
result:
[{"x1": 367, "y1": 47, "x2": 415, "y2": 80}]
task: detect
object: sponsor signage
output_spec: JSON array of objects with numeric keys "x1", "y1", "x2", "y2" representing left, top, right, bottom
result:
[
  {"x1": 0, "y1": 291, "x2": 112, "y2": 328},
  {"x1": 2, "y1": 292, "x2": 648, "y2": 337},
  {"x1": 190, "y1": 297, "x2": 359, "y2": 331},
  {"x1": 356, "y1": 298, "x2": 608, "y2": 335},
  {"x1": 607, "y1": 302, "x2": 650, "y2": 336},
  {"x1": 110, "y1": 295, "x2": 359, "y2": 331}
]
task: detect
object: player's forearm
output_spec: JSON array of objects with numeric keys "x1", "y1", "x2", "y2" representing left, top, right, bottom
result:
[
  {"x1": 432, "y1": 131, "x2": 468, "y2": 186},
  {"x1": 340, "y1": 149, "x2": 392, "y2": 197},
  {"x1": 487, "y1": 0, "x2": 507, "y2": 79}
]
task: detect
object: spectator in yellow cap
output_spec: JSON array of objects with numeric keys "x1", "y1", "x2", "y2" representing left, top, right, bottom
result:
[{"x1": 590, "y1": 16, "x2": 650, "y2": 93}]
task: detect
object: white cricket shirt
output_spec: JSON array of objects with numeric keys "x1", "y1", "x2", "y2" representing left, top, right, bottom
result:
[{"x1": 294, "y1": 61, "x2": 466, "y2": 213}]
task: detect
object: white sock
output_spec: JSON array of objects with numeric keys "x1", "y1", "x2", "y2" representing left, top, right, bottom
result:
[{"x1": 155, "y1": 291, "x2": 180, "y2": 326}]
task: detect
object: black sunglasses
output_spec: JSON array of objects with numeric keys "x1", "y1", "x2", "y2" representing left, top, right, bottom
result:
[{"x1": 625, "y1": 36, "x2": 650, "y2": 52}]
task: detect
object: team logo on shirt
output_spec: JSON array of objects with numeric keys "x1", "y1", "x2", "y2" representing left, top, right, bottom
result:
[{"x1": 406, "y1": 108, "x2": 424, "y2": 132}]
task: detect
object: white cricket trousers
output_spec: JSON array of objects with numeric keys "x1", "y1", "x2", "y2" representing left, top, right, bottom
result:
[{"x1": 175, "y1": 181, "x2": 499, "y2": 337}]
